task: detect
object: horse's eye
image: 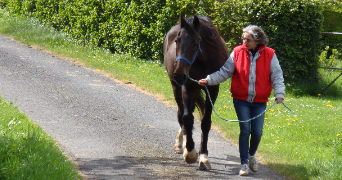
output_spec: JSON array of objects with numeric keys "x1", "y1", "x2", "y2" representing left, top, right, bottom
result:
[
  {"x1": 175, "y1": 31, "x2": 182, "y2": 43},
  {"x1": 175, "y1": 36, "x2": 181, "y2": 43}
]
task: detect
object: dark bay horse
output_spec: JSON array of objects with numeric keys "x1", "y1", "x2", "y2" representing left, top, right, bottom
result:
[{"x1": 163, "y1": 14, "x2": 229, "y2": 170}]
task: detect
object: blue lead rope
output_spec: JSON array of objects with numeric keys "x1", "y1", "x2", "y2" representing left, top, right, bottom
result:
[{"x1": 188, "y1": 76, "x2": 292, "y2": 123}]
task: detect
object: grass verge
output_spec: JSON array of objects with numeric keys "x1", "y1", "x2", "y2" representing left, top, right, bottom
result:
[
  {"x1": 0, "y1": 11, "x2": 341, "y2": 180},
  {"x1": 0, "y1": 97, "x2": 81, "y2": 180}
]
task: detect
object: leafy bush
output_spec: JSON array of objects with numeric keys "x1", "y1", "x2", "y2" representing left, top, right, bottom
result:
[
  {"x1": 319, "y1": 46, "x2": 341, "y2": 67},
  {"x1": 209, "y1": 1, "x2": 249, "y2": 51},
  {"x1": 0, "y1": 0, "x2": 328, "y2": 82},
  {"x1": 245, "y1": 0, "x2": 322, "y2": 81}
]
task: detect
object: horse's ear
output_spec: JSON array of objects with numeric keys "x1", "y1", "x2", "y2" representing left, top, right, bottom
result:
[
  {"x1": 179, "y1": 13, "x2": 187, "y2": 28},
  {"x1": 193, "y1": 15, "x2": 200, "y2": 31}
]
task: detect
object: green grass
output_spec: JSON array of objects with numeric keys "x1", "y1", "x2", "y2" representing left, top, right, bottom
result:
[
  {"x1": 0, "y1": 97, "x2": 81, "y2": 180},
  {"x1": 211, "y1": 79, "x2": 342, "y2": 180},
  {"x1": 0, "y1": 10, "x2": 342, "y2": 180}
]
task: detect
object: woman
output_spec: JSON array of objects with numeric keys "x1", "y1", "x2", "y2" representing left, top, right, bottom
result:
[{"x1": 198, "y1": 25, "x2": 285, "y2": 176}]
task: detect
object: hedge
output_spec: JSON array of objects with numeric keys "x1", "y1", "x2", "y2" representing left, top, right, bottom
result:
[
  {"x1": 0, "y1": 0, "x2": 332, "y2": 82},
  {"x1": 246, "y1": 0, "x2": 323, "y2": 80}
]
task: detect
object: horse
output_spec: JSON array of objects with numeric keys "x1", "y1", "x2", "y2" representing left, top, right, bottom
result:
[{"x1": 163, "y1": 14, "x2": 229, "y2": 170}]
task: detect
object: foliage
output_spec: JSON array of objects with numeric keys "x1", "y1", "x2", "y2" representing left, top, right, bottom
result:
[
  {"x1": 0, "y1": 0, "x2": 335, "y2": 82},
  {"x1": 209, "y1": 1, "x2": 250, "y2": 51},
  {"x1": 319, "y1": 0, "x2": 342, "y2": 13},
  {"x1": 319, "y1": 46, "x2": 341, "y2": 68},
  {"x1": 246, "y1": 0, "x2": 322, "y2": 81}
]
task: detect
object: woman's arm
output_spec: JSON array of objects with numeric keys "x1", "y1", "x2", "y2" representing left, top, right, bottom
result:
[
  {"x1": 199, "y1": 51, "x2": 235, "y2": 86},
  {"x1": 270, "y1": 53, "x2": 285, "y2": 101}
]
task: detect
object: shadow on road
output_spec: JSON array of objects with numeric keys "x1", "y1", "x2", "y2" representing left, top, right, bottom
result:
[{"x1": 76, "y1": 155, "x2": 244, "y2": 179}]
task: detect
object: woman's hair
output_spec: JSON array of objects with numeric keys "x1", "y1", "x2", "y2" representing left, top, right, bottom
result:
[{"x1": 243, "y1": 25, "x2": 269, "y2": 46}]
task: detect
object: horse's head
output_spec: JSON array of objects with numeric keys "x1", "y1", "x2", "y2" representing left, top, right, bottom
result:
[{"x1": 173, "y1": 14, "x2": 201, "y2": 85}]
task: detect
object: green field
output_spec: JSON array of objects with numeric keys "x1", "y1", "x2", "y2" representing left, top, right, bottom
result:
[{"x1": 0, "y1": 11, "x2": 341, "y2": 180}]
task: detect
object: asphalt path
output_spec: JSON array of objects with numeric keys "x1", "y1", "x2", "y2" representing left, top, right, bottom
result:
[{"x1": 0, "y1": 35, "x2": 286, "y2": 179}]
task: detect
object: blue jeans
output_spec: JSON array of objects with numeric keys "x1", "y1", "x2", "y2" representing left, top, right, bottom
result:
[{"x1": 233, "y1": 98, "x2": 266, "y2": 165}]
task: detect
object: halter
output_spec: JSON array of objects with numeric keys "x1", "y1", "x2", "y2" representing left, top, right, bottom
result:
[{"x1": 175, "y1": 36, "x2": 202, "y2": 66}]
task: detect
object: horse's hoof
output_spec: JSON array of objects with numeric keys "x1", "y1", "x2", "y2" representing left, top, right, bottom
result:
[
  {"x1": 183, "y1": 148, "x2": 198, "y2": 164},
  {"x1": 174, "y1": 146, "x2": 183, "y2": 154},
  {"x1": 199, "y1": 154, "x2": 211, "y2": 170}
]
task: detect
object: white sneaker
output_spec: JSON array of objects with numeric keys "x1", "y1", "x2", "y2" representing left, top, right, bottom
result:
[
  {"x1": 248, "y1": 155, "x2": 258, "y2": 172},
  {"x1": 239, "y1": 164, "x2": 249, "y2": 176}
]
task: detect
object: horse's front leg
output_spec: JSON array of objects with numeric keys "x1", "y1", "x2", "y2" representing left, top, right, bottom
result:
[
  {"x1": 172, "y1": 83, "x2": 185, "y2": 154},
  {"x1": 199, "y1": 85, "x2": 219, "y2": 170},
  {"x1": 182, "y1": 86, "x2": 198, "y2": 164}
]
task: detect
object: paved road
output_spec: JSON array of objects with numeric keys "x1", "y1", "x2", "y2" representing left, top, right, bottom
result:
[{"x1": 0, "y1": 35, "x2": 286, "y2": 179}]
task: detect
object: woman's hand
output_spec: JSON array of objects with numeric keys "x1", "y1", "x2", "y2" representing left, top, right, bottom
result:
[
  {"x1": 275, "y1": 97, "x2": 284, "y2": 104},
  {"x1": 198, "y1": 79, "x2": 208, "y2": 86}
]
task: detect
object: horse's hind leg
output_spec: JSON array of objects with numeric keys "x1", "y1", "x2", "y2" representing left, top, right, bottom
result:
[
  {"x1": 199, "y1": 85, "x2": 219, "y2": 170},
  {"x1": 174, "y1": 127, "x2": 184, "y2": 153}
]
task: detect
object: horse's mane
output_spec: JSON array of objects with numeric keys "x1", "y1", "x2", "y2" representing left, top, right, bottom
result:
[{"x1": 186, "y1": 16, "x2": 228, "y2": 57}]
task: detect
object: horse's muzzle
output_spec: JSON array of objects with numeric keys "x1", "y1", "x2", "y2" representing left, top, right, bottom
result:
[{"x1": 173, "y1": 73, "x2": 187, "y2": 85}]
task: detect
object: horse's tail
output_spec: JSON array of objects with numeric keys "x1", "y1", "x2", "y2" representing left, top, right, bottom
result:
[{"x1": 195, "y1": 90, "x2": 205, "y2": 117}]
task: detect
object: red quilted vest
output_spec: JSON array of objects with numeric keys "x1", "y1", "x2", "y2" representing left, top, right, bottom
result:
[{"x1": 231, "y1": 45, "x2": 275, "y2": 102}]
